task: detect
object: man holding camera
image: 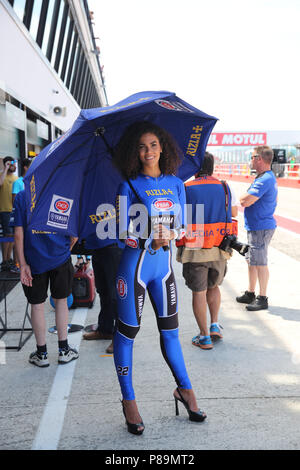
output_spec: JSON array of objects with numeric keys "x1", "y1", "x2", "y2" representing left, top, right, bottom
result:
[
  {"x1": 176, "y1": 152, "x2": 238, "y2": 349},
  {"x1": 237, "y1": 146, "x2": 277, "y2": 311}
]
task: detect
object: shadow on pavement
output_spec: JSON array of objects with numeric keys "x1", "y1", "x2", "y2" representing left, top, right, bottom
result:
[{"x1": 267, "y1": 306, "x2": 300, "y2": 322}]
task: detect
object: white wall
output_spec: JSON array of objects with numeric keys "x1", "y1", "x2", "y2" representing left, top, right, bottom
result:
[{"x1": 0, "y1": 1, "x2": 80, "y2": 131}]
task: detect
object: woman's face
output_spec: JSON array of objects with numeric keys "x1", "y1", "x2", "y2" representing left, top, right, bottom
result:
[{"x1": 138, "y1": 132, "x2": 162, "y2": 171}]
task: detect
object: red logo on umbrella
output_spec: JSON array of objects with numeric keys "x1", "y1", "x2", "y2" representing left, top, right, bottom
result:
[
  {"x1": 54, "y1": 199, "x2": 70, "y2": 213},
  {"x1": 157, "y1": 100, "x2": 176, "y2": 110}
]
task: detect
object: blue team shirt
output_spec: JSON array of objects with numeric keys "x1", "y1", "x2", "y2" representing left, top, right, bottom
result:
[
  {"x1": 244, "y1": 171, "x2": 278, "y2": 231},
  {"x1": 10, "y1": 191, "x2": 71, "y2": 274}
]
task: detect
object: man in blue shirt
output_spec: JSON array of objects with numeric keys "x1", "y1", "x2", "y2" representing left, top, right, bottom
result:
[
  {"x1": 237, "y1": 146, "x2": 278, "y2": 311},
  {"x1": 11, "y1": 190, "x2": 79, "y2": 367}
]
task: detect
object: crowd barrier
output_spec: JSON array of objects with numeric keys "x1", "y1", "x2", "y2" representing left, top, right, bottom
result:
[
  {"x1": 214, "y1": 163, "x2": 300, "y2": 188},
  {"x1": 214, "y1": 163, "x2": 300, "y2": 179}
]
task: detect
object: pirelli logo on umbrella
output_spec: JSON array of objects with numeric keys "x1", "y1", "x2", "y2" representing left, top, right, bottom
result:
[{"x1": 47, "y1": 194, "x2": 74, "y2": 229}]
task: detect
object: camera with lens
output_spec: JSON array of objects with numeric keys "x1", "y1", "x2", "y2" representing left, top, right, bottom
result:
[{"x1": 219, "y1": 234, "x2": 249, "y2": 256}]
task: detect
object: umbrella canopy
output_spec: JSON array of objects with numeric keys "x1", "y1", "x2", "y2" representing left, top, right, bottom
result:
[{"x1": 24, "y1": 90, "x2": 217, "y2": 239}]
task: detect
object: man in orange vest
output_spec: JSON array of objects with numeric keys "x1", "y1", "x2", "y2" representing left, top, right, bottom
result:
[{"x1": 177, "y1": 152, "x2": 238, "y2": 349}]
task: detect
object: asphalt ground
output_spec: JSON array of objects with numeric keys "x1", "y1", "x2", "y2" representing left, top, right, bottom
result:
[{"x1": 0, "y1": 182, "x2": 299, "y2": 454}]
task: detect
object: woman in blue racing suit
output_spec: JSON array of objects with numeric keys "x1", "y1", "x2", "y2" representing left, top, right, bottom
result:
[{"x1": 113, "y1": 122, "x2": 206, "y2": 435}]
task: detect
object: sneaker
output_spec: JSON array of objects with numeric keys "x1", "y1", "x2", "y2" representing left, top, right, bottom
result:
[
  {"x1": 210, "y1": 323, "x2": 223, "y2": 340},
  {"x1": 58, "y1": 347, "x2": 79, "y2": 364},
  {"x1": 192, "y1": 334, "x2": 213, "y2": 350},
  {"x1": 236, "y1": 290, "x2": 256, "y2": 304},
  {"x1": 246, "y1": 296, "x2": 268, "y2": 311},
  {"x1": 29, "y1": 351, "x2": 49, "y2": 368},
  {"x1": 1, "y1": 261, "x2": 9, "y2": 272}
]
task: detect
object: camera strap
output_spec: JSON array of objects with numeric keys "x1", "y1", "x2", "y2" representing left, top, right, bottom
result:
[{"x1": 220, "y1": 180, "x2": 230, "y2": 233}]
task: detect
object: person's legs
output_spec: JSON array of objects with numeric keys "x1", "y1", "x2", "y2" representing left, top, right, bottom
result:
[
  {"x1": 192, "y1": 290, "x2": 208, "y2": 336},
  {"x1": 22, "y1": 273, "x2": 49, "y2": 367},
  {"x1": 248, "y1": 264, "x2": 258, "y2": 293},
  {"x1": 237, "y1": 231, "x2": 268, "y2": 303},
  {"x1": 98, "y1": 245, "x2": 122, "y2": 334},
  {"x1": 206, "y1": 285, "x2": 221, "y2": 324},
  {"x1": 113, "y1": 248, "x2": 144, "y2": 426},
  {"x1": 1, "y1": 213, "x2": 14, "y2": 264},
  {"x1": 245, "y1": 229, "x2": 275, "y2": 311},
  {"x1": 256, "y1": 265, "x2": 269, "y2": 296},
  {"x1": 91, "y1": 249, "x2": 108, "y2": 329},
  {"x1": 2, "y1": 242, "x2": 10, "y2": 262},
  {"x1": 6, "y1": 241, "x2": 14, "y2": 262},
  {"x1": 206, "y1": 261, "x2": 227, "y2": 339},
  {"x1": 149, "y1": 252, "x2": 202, "y2": 414},
  {"x1": 50, "y1": 259, "x2": 79, "y2": 361},
  {"x1": 92, "y1": 245, "x2": 122, "y2": 334},
  {"x1": 53, "y1": 298, "x2": 69, "y2": 341},
  {"x1": 247, "y1": 229, "x2": 274, "y2": 295},
  {"x1": 182, "y1": 262, "x2": 212, "y2": 349},
  {"x1": 31, "y1": 303, "x2": 46, "y2": 346},
  {"x1": 22, "y1": 272, "x2": 48, "y2": 345},
  {"x1": 183, "y1": 262, "x2": 209, "y2": 335}
]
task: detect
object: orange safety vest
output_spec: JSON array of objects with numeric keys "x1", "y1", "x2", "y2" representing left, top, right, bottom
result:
[{"x1": 176, "y1": 176, "x2": 238, "y2": 249}]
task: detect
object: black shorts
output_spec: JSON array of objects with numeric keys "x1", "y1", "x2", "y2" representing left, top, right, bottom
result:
[
  {"x1": 22, "y1": 258, "x2": 74, "y2": 304},
  {"x1": 0, "y1": 212, "x2": 14, "y2": 236}
]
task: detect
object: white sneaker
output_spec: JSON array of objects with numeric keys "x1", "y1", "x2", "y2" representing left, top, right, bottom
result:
[
  {"x1": 58, "y1": 347, "x2": 79, "y2": 364},
  {"x1": 29, "y1": 351, "x2": 49, "y2": 368}
]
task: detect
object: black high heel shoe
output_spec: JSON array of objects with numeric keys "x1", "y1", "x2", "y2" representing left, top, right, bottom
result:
[
  {"x1": 174, "y1": 387, "x2": 207, "y2": 422},
  {"x1": 121, "y1": 400, "x2": 145, "y2": 435}
]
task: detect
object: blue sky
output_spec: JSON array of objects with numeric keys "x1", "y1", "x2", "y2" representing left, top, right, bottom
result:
[{"x1": 89, "y1": 0, "x2": 300, "y2": 131}]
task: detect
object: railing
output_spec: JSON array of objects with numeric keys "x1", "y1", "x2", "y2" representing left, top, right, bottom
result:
[{"x1": 214, "y1": 163, "x2": 300, "y2": 179}]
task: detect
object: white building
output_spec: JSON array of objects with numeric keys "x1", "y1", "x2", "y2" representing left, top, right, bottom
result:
[{"x1": 0, "y1": 0, "x2": 107, "y2": 165}]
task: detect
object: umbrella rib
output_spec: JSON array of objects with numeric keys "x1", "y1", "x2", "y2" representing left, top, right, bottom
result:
[
  {"x1": 77, "y1": 135, "x2": 100, "y2": 238},
  {"x1": 28, "y1": 135, "x2": 92, "y2": 226}
]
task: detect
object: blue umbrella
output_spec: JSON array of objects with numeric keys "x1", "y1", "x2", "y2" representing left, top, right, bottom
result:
[{"x1": 24, "y1": 90, "x2": 217, "y2": 238}]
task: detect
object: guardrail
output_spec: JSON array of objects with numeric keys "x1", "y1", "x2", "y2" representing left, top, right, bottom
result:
[{"x1": 214, "y1": 163, "x2": 300, "y2": 179}]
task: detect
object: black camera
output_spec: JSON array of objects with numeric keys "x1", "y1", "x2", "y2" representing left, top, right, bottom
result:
[{"x1": 219, "y1": 234, "x2": 249, "y2": 256}]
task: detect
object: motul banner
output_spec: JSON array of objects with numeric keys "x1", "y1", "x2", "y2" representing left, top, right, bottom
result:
[{"x1": 208, "y1": 132, "x2": 267, "y2": 146}]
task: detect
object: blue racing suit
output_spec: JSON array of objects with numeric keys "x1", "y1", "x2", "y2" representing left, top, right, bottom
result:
[{"x1": 113, "y1": 173, "x2": 192, "y2": 400}]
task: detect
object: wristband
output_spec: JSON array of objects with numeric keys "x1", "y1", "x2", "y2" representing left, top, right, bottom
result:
[{"x1": 144, "y1": 237, "x2": 157, "y2": 255}]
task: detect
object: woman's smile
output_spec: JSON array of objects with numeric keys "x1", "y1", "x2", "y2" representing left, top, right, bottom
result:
[{"x1": 138, "y1": 132, "x2": 162, "y2": 177}]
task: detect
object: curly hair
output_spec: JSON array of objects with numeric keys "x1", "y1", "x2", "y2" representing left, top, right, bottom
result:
[{"x1": 113, "y1": 121, "x2": 182, "y2": 179}]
